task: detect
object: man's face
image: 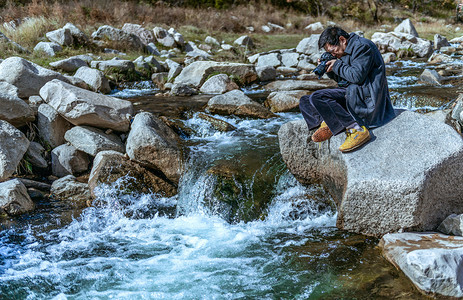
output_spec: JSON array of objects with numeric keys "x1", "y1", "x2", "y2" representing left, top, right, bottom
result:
[{"x1": 324, "y1": 36, "x2": 348, "y2": 58}]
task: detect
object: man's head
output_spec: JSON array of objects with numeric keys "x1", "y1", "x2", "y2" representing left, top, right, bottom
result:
[{"x1": 318, "y1": 26, "x2": 350, "y2": 58}]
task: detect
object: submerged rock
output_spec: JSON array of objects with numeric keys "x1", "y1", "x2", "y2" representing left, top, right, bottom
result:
[
  {"x1": 278, "y1": 111, "x2": 463, "y2": 236},
  {"x1": 89, "y1": 150, "x2": 177, "y2": 197},
  {"x1": 126, "y1": 112, "x2": 183, "y2": 184},
  {"x1": 0, "y1": 179, "x2": 34, "y2": 216},
  {"x1": 0, "y1": 120, "x2": 30, "y2": 181},
  {"x1": 197, "y1": 113, "x2": 236, "y2": 132},
  {"x1": 380, "y1": 232, "x2": 463, "y2": 297},
  {"x1": 40, "y1": 79, "x2": 133, "y2": 132},
  {"x1": 207, "y1": 90, "x2": 276, "y2": 119}
]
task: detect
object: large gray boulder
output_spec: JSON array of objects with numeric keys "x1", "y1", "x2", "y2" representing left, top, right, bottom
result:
[
  {"x1": 264, "y1": 79, "x2": 335, "y2": 91},
  {"x1": 51, "y1": 175, "x2": 91, "y2": 205},
  {"x1": 380, "y1": 232, "x2": 463, "y2": 297},
  {"x1": 296, "y1": 34, "x2": 323, "y2": 63},
  {"x1": 126, "y1": 112, "x2": 183, "y2": 184},
  {"x1": 64, "y1": 125, "x2": 124, "y2": 156},
  {"x1": 371, "y1": 32, "x2": 433, "y2": 58},
  {"x1": 200, "y1": 74, "x2": 239, "y2": 94},
  {"x1": 278, "y1": 111, "x2": 463, "y2": 236},
  {"x1": 264, "y1": 90, "x2": 307, "y2": 112},
  {"x1": 153, "y1": 27, "x2": 176, "y2": 48},
  {"x1": 51, "y1": 144, "x2": 90, "y2": 177},
  {"x1": 0, "y1": 57, "x2": 69, "y2": 98},
  {"x1": 74, "y1": 66, "x2": 110, "y2": 94},
  {"x1": 91, "y1": 25, "x2": 144, "y2": 50},
  {"x1": 0, "y1": 120, "x2": 30, "y2": 181},
  {"x1": 256, "y1": 53, "x2": 281, "y2": 68},
  {"x1": 122, "y1": 23, "x2": 155, "y2": 45},
  {"x1": 89, "y1": 150, "x2": 177, "y2": 197},
  {"x1": 438, "y1": 214, "x2": 463, "y2": 236},
  {"x1": 39, "y1": 80, "x2": 133, "y2": 132},
  {"x1": 0, "y1": 81, "x2": 19, "y2": 98},
  {"x1": 49, "y1": 57, "x2": 88, "y2": 73},
  {"x1": 394, "y1": 18, "x2": 419, "y2": 37},
  {"x1": 37, "y1": 103, "x2": 72, "y2": 148},
  {"x1": 0, "y1": 93, "x2": 35, "y2": 127},
  {"x1": 207, "y1": 89, "x2": 276, "y2": 119},
  {"x1": 281, "y1": 52, "x2": 300, "y2": 68},
  {"x1": 0, "y1": 179, "x2": 34, "y2": 216},
  {"x1": 63, "y1": 23, "x2": 89, "y2": 45},
  {"x1": 46, "y1": 28, "x2": 73, "y2": 46},
  {"x1": 174, "y1": 61, "x2": 257, "y2": 88},
  {"x1": 33, "y1": 42, "x2": 62, "y2": 56}
]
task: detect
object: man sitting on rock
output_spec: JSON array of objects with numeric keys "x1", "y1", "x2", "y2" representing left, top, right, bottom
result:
[{"x1": 299, "y1": 26, "x2": 395, "y2": 152}]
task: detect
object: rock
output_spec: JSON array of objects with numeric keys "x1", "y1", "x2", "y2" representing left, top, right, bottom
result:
[
  {"x1": 185, "y1": 41, "x2": 211, "y2": 60},
  {"x1": 151, "y1": 72, "x2": 168, "y2": 89},
  {"x1": 146, "y1": 42, "x2": 161, "y2": 56},
  {"x1": 281, "y1": 52, "x2": 300, "y2": 68},
  {"x1": 0, "y1": 93, "x2": 35, "y2": 127},
  {"x1": 296, "y1": 34, "x2": 323, "y2": 63},
  {"x1": 145, "y1": 56, "x2": 164, "y2": 72},
  {"x1": 26, "y1": 141, "x2": 48, "y2": 169},
  {"x1": 440, "y1": 46, "x2": 457, "y2": 55},
  {"x1": 64, "y1": 126, "x2": 124, "y2": 156},
  {"x1": 394, "y1": 18, "x2": 419, "y2": 37},
  {"x1": 33, "y1": 42, "x2": 62, "y2": 56},
  {"x1": 51, "y1": 144, "x2": 90, "y2": 177},
  {"x1": 28, "y1": 95, "x2": 43, "y2": 114},
  {"x1": 261, "y1": 25, "x2": 271, "y2": 33},
  {"x1": 49, "y1": 57, "x2": 88, "y2": 73},
  {"x1": 199, "y1": 74, "x2": 239, "y2": 94},
  {"x1": 221, "y1": 44, "x2": 234, "y2": 51},
  {"x1": 256, "y1": 53, "x2": 281, "y2": 68},
  {"x1": 427, "y1": 53, "x2": 454, "y2": 64},
  {"x1": 207, "y1": 90, "x2": 276, "y2": 119},
  {"x1": 90, "y1": 59, "x2": 135, "y2": 72},
  {"x1": 0, "y1": 81, "x2": 19, "y2": 98},
  {"x1": 174, "y1": 61, "x2": 257, "y2": 88},
  {"x1": 89, "y1": 150, "x2": 177, "y2": 197},
  {"x1": 0, "y1": 121, "x2": 29, "y2": 181},
  {"x1": 0, "y1": 179, "x2": 34, "y2": 215},
  {"x1": 205, "y1": 36, "x2": 220, "y2": 46},
  {"x1": 382, "y1": 52, "x2": 397, "y2": 63},
  {"x1": 74, "y1": 66, "x2": 111, "y2": 94},
  {"x1": 0, "y1": 30, "x2": 27, "y2": 53},
  {"x1": 304, "y1": 22, "x2": 323, "y2": 33},
  {"x1": 37, "y1": 103, "x2": 72, "y2": 148},
  {"x1": 63, "y1": 75, "x2": 89, "y2": 90},
  {"x1": 39, "y1": 79, "x2": 133, "y2": 132},
  {"x1": 450, "y1": 36, "x2": 463, "y2": 43},
  {"x1": 121, "y1": 23, "x2": 154, "y2": 45},
  {"x1": 91, "y1": 25, "x2": 144, "y2": 50},
  {"x1": 51, "y1": 175, "x2": 91, "y2": 205},
  {"x1": 197, "y1": 113, "x2": 236, "y2": 132},
  {"x1": 276, "y1": 67, "x2": 298, "y2": 75},
  {"x1": 153, "y1": 27, "x2": 176, "y2": 48},
  {"x1": 297, "y1": 56, "x2": 317, "y2": 71},
  {"x1": 126, "y1": 112, "x2": 183, "y2": 184},
  {"x1": 63, "y1": 23, "x2": 89, "y2": 45},
  {"x1": 234, "y1": 35, "x2": 254, "y2": 48},
  {"x1": 434, "y1": 34, "x2": 450, "y2": 51},
  {"x1": 165, "y1": 59, "x2": 183, "y2": 82},
  {"x1": 170, "y1": 84, "x2": 198, "y2": 96},
  {"x1": 248, "y1": 53, "x2": 260, "y2": 64},
  {"x1": 0, "y1": 57, "x2": 69, "y2": 98},
  {"x1": 264, "y1": 79, "x2": 335, "y2": 91},
  {"x1": 264, "y1": 90, "x2": 307, "y2": 112},
  {"x1": 380, "y1": 232, "x2": 463, "y2": 297},
  {"x1": 438, "y1": 214, "x2": 463, "y2": 236},
  {"x1": 168, "y1": 28, "x2": 185, "y2": 47},
  {"x1": 267, "y1": 22, "x2": 285, "y2": 31},
  {"x1": 419, "y1": 69, "x2": 442, "y2": 85},
  {"x1": 46, "y1": 28, "x2": 73, "y2": 46},
  {"x1": 371, "y1": 32, "x2": 433, "y2": 58},
  {"x1": 278, "y1": 111, "x2": 463, "y2": 236},
  {"x1": 256, "y1": 65, "x2": 277, "y2": 82}
]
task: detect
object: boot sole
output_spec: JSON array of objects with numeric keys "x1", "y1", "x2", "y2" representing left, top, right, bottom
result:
[{"x1": 339, "y1": 134, "x2": 371, "y2": 153}]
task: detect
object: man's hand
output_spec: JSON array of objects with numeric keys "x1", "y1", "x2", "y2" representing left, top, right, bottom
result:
[{"x1": 326, "y1": 59, "x2": 336, "y2": 73}]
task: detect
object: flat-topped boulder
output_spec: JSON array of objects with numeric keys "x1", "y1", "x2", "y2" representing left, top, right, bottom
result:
[
  {"x1": 65, "y1": 125, "x2": 125, "y2": 156},
  {"x1": 207, "y1": 90, "x2": 276, "y2": 119},
  {"x1": 174, "y1": 61, "x2": 257, "y2": 88},
  {"x1": 264, "y1": 90, "x2": 308, "y2": 112},
  {"x1": 0, "y1": 57, "x2": 69, "y2": 98},
  {"x1": 39, "y1": 79, "x2": 133, "y2": 132},
  {"x1": 278, "y1": 111, "x2": 463, "y2": 236},
  {"x1": 380, "y1": 232, "x2": 463, "y2": 297},
  {"x1": 264, "y1": 79, "x2": 335, "y2": 91}
]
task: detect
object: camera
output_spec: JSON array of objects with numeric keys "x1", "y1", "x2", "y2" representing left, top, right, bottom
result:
[{"x1": 313, "y1": 52, "x2": 336, "y2": 79}]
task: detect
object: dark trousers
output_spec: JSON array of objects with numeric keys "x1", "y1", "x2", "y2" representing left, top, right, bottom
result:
[{"x1": 299, "y1": 88, "x2": 356, "y2": 136}]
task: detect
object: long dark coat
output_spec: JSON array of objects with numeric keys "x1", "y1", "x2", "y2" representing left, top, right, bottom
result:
[{"x1": 331, "y1": 33, "x2": 395, "y2": 128}]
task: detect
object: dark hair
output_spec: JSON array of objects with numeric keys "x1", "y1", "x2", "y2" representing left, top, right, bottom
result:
[{"x1": 318, "y1": 26, "x2": 350, "y2": 49}]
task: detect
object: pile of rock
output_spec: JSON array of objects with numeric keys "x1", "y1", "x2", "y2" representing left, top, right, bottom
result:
[{"x1": 0, "y1": 57, "x2": 185, "y2": 216}]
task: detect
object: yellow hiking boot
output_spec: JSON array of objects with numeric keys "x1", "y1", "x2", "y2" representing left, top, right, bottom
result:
[
  {"x1": 339, "y1": 126, "x2": 370, "y2": 153},
  {"x1": 311, "y1": 121, "x2": 333, "y2": 142}
]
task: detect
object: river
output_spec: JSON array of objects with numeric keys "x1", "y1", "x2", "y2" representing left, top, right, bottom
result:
[{"x1": 0, "y1": 58, "x2": 461, "y2": 299}]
